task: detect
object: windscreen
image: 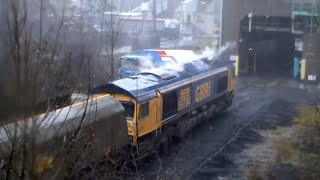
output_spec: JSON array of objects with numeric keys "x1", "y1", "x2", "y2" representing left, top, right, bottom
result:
[
  {"x1": 120, "y1": 101, "x2": 135, "y2": 120},
  {"x1": 120, "y1": 58, "x2": 139, "y2": 69}
]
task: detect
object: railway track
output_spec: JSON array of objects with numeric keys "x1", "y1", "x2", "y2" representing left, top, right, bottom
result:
[
  {"x1": 188, "y1": 99, "x2": 298, "y2": 179},
  {"x1": 186, "y1": 105, "x2": 266, "y2": 179}
]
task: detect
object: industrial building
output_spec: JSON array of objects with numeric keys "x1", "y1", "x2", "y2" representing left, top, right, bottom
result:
[
  {"x1": 222, "y1": 0, "x2": 319, "y2": 80},
  {"x1": 177, "y1": 0, "x2": 319, "y2": 80},
  {"x1": 221, "y1": 0, "x2": 293, "y2": 77},
  {"x1": 129, "y1": 0, "x2": 182, "y2": 18},
  {"x1": 292, "y1": 0, "x2": 320, "y2": 81},
  {"x1": 177, "y1": 0, "x2": 222, "y2": 48}
]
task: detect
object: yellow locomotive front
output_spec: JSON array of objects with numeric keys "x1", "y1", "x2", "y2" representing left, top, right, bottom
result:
[
  {"x1": 102, "y1": 75, "x2": 163, "y2": 146},
  {"x1": 116, "y1": 94, "x2": 162, "y2": 146}
]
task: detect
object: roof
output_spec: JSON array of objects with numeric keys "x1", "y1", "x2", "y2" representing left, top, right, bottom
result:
[
  {"x1": 94, "y1": 69, "x2": 182, "y2": 102},
  {"x1": 121, "y1": 54, "x2": 144, "y2": 60},
  {"x1": 92, "y1": 60, "x2": 233, "y2": 102},
  {"x1": 105, "y1": 74, "x2": 163, "y2": 102}
]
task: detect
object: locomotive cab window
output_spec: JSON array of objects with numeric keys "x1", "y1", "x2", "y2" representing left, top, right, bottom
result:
[
  {"x1": 163, "y1": 91, "x2": 178, "y2": 120},
  {"x1": 218, "y1": 76, "x2": 228, "y2": 93},
  {"x1": 120, "y1": 101, "x2": 135, "y2": 120},
  {"x1": 139, "y1": 102, "x2": 149, "y2": 119}
]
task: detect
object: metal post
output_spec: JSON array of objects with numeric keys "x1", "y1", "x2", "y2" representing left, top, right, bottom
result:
[
  {"x1": 219, "y1": 0, "x2": 223, "y2": 49},
  {"x1": 142, "y1": 10, "x2": 146, "y2": 33},
  {"x1": 153, "y1": 0, "x2": 156, "y2": 32},
  {"x1": 291, "y1": 14, "x2": 295, "y2": 33},
  {"x1": 254, "y1": 52, "x2": 256, "y2": 73},
  {"x1": 135, "y1": 76, "x2": 139, "y2": 155},
  {"x1": 141, "y1": 1, "x2": 149, "y2": 33},
  {"x1": 248, "y1": 13, "x2": 253, "y2": 32}
]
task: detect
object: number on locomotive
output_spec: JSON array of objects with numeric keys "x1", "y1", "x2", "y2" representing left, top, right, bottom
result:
[
  {"x1": 195, "y1": 81, "x2": 212, "y2": 103},
  {"x1": 178, "y1": 88, "x2": 191, "y2": 111}
]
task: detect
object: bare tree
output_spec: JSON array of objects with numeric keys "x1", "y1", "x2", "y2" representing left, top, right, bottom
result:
[
  {"x1": 0, "y1": 0, "x2": 129, "y2": 179},
  {"x1": 97, "y1": 0, "x2": 126, "y2": 81}
]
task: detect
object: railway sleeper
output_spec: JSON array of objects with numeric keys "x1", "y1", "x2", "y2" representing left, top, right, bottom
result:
[
  {"x1": 196, "y1": 167, "x2": 234, "y2": 176},
  {"x1": 205, "y1": 160, "x2": 226, "y2": 167}
]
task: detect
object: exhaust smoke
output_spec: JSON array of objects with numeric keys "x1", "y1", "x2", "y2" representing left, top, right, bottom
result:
[{"x1": 139, "y1": 42, "x2": 236, "y2": 75}]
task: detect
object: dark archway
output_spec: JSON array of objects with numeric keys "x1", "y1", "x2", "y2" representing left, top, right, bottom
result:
[{"x1": 239, "y1": 16, "x2": 295, "y2": 77}]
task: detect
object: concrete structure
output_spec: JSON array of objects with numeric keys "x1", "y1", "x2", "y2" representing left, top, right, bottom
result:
[
  {"x1": 221, "y1": 0, "x2": 292, "y2": 56},
  {"x1": 301, "y1": 34, "x2": 320, "y2": 80},
  {"x1": 292, "y1": 0, "x2": 319, "y2": 34},
  {"x1": 292, "y1": 0, "x2": 320, "y2": 81},
  {"x1": 176, "y1": 0, "x2": 293, "y2": 52}
]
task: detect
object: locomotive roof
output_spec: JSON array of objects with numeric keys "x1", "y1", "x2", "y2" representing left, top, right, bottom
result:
[{"x1": 91, "y1": 60, "x2": 233, "y2": 102}]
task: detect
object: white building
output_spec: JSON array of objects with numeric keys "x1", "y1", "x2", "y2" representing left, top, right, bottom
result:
[{"x1": 177, "y1": 0, "x2": 222, "y2": 48}]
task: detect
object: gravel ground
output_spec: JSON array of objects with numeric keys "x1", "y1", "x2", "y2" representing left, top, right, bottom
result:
[{"x1": 127, "y1": 76, "x2": 317, "y2": 180}]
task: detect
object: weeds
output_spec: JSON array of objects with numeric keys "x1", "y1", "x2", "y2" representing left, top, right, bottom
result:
[
  {"x1": 244, "y1": 103, "x2": 320, "y2": 179},
  {"x1": 273, "y1": 138, "x2": 300, "y2": 163},
  {"x1": 244, "y1": 166, "x2": 264, "y2": 180},
  {"x1": 268, "y1": 104, "x2": 320, "y2": 179}
]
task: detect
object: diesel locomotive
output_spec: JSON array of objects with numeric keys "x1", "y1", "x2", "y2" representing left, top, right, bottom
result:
[
  {"x1": 0, "y1": 58, "x2": 235, "y2": 177},
  {"x1": 93, "y1": 59, "x2": 235, "y2": 155}
]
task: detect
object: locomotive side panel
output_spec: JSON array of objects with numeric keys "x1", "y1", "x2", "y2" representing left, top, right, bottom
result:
[
  {"x1": 160, "y1": 67, "x2": 229, "y2": 123},
  {"x1": 159, "y1": 66, "x2": 233, "y2": 138}
]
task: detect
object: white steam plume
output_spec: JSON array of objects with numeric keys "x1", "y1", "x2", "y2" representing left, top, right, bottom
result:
[{"x1": 139, "y1": 42, "x2": 236, "y2": 75}]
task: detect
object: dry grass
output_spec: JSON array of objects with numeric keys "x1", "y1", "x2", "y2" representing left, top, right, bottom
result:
[
  {"x1": 268, "y1": 104, "x2": 320, "y2": 180},
  {"x1": 273, "y1": 138, "x2": 300, "y2": 163},
  {"x1": 244, "y1": 166, "x2": 265, "y2": 180}
]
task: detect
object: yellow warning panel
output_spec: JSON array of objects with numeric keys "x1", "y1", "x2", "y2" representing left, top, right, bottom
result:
[
  {"x1": 230, "y1": 55, "x2": 239, "y2": 76},
  {"x1": 300, "y1": 59, "x2": 306, "y2": 80}
]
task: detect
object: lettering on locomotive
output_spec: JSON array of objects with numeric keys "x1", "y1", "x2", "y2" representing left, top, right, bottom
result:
[
  {"x1": 178, "y1": 87, "x2": 191, "y2": 111},
  {"x1": 195, "y1": 81, "x2": 212, "y2": 103}
]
